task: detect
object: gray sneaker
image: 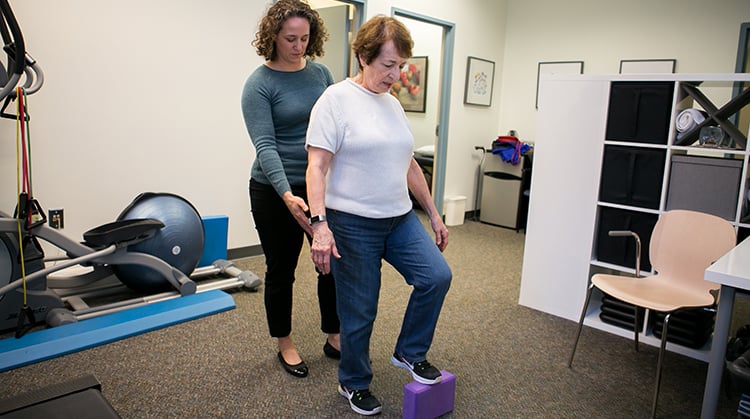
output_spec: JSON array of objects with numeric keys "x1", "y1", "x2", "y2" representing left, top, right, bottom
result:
[
  {"x1": 338, "y1": 384, "x2": 382, "y2": 416},
  {"x1": 391, "y1": 352, "x2": 443, "y2": 385}
]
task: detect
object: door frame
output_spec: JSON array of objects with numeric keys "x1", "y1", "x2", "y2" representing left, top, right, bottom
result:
[
  {"x1": 331, "y1": 0, "x2": 366, "y2": 78},
  {"x1": 391, "y1": 8, "x2": 455, "y2": 215},
  {"x1": 733, "y1": 22, "x2": 750, "y2": 134}
]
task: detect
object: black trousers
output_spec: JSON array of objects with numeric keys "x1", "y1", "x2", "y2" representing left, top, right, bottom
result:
[{"x1": 249, "y1": 178, "x2": 339, "y2": 337}]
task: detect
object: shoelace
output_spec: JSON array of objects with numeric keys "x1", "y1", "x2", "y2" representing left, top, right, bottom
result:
[
  {"x1": 412, "y1": 360, "x2": 435, "y2": 373},
  {"x1": 353, "y1": 389, "x2": 373, "y2": 401}
]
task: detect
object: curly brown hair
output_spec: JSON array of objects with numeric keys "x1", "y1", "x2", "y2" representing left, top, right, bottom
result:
[
  {"x1": 352, "y1": 15, "x2": 413, "y2": 70},
  {"x1": 252, "y1": 0, "x2": 329, "y2": 61}
]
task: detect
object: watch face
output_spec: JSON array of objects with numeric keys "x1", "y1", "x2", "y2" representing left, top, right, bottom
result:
[{"x1": 309, "y1": 215, "x2": 326, "y2": 225}]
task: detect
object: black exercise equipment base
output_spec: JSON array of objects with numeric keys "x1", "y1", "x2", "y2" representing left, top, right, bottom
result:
[{"x1": 0, "y1": 374, "x2": 120, "y2": 418}]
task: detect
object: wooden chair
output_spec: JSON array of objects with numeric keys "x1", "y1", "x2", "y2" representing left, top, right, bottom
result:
[{"x1": 568, "y1": 209, "x2": 736, "y2": 418}]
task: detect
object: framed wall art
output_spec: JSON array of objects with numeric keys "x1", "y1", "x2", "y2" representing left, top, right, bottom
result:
[
  {"x1": 391, "y1": 56, "x2": 428, "y2": 112},
  {"x1": 464, "y1": 56, "x2": 495, "y2": 107},
  {"x1": 619, "y1": 59, "x2": 676, "y2": 74},
  {"x1": 536, "y1": 60, "x2": 584, "y2": 108}
]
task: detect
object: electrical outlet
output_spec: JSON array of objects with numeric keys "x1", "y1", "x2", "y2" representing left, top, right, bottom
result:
[{"x1": 49, "y1": 208, "x2": 64, "y2": 229}]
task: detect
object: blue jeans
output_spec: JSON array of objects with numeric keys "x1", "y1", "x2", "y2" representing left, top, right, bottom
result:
[{"x1": 327, "y1": 209, "x2": 452, "y2": 390}]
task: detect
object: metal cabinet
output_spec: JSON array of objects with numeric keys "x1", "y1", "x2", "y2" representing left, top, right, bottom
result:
[{"x1": 479, "y1": 154, "x2": 531, "y2": 231}]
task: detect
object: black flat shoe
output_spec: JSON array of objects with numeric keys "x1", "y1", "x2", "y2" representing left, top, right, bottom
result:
[
  {"x1": 277, "y1": 351, "x2": 308, "y2": 378},
  {"x1": 323, "y1": 340, "x2": 341, "y2": 360}
]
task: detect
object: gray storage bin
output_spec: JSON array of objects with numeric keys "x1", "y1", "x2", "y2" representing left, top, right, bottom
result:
[{"x1": 666, "y1": 154, "x2": 743, "y2": 220}]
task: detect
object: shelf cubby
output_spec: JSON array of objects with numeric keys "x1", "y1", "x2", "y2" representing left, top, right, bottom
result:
[{"x1": 675, "y1": 82, "x2": 750, "y2": 149}]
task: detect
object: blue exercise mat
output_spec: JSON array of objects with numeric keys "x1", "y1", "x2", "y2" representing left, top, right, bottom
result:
[{"x1": 0, "y1": 290, "x2": 235, "y2": 372}]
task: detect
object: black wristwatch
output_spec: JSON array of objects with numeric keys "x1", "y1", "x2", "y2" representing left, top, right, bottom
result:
[{"x1": 309, "y1": 214, "x2": 327, "y2": 225}]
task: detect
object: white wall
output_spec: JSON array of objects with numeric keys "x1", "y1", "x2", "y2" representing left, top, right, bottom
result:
[
  {"x1": 0, "y1": 0, "x2": 509, "y2": 252},
  {"x1": 498, "y1": 0, "x2": 750, "y2": 147},
  {"x1": 3, "y1": 0, "x2": 749, "y2": 253},
  {"x1": 1, "y1": 0, "x2": 265, "y2": 252}
]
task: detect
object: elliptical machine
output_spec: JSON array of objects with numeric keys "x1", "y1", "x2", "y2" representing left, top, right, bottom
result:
[{"x1": 0, "y1": 0, "x2": 260, "y2": 340}]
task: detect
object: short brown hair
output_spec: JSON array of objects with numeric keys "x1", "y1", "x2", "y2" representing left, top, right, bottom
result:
[
  {"x1": 351, "y1": 15, "x2": 413, "y2": 70},
  {"x1": 252, "y1": 0, "x2": 329, "y2": 61}
]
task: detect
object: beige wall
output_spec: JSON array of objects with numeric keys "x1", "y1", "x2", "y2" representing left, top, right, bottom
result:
[
  {"x1": 1, "y1": 0, "x2": 749, "y2": 252},
  {"x1": 0, "y1": 0, "x2": 508, "y2": 251},
  {"x1": 498, "y1": 0, "x2": 750, "y2": 146}
]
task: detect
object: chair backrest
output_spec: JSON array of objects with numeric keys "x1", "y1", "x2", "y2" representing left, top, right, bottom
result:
[{"x1": 649, "y1": 209, "x2": 736, "y2": 294}]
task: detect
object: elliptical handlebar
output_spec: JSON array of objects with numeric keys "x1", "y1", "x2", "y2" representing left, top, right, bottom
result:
[
  {"x1": 24, "y1": 55, "x2": 44, "y2": 94},
  {"x1": 0, "y1": 0, "x2": 24, "y2": 75},
  {"x1": 0, "y1": 0, "x2": 43, "y2": 101}
]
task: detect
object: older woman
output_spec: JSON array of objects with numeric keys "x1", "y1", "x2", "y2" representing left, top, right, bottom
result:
[
  {"x1": 305, "y1": 15, "x2": 452, "y2": 416},
  {"x1": 241, "y1": 0, "x2": 340, "y2": 379}
]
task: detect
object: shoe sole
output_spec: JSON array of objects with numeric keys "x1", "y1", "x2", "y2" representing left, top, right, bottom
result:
[
  {"x1": 391, "y1": 355, "x2": 442, "y2": 385},
  {"x1": 338, "y1": 385, "x2": 382, "y2": 416}
]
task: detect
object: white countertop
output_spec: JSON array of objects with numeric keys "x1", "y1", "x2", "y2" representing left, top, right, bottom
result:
[{"x1": 705, "y1": 236, "x2": 750, "y2": 290}]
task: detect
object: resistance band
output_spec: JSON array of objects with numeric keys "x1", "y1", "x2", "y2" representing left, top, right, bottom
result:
[{"x1": 14, "y1": 86, "x2": 36, "y2": 337}]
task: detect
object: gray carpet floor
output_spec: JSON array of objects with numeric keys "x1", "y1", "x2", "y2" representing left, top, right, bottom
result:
[{"x1": 0, "y1": 214, "x2": 748, "y2": 418}]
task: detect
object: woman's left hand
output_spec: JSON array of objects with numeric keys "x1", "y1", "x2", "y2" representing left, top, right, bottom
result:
[
  {"x1": 430, "y1": 216, "x2": 449, "y2": 252},
  {"x1": 311, "y1": 223, "x2": 340, "y2": 274}
]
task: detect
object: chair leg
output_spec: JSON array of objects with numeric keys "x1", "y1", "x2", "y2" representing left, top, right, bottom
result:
[
  {"x1": 568, "y1": 283, "x2": 595, "y2": 368},
  {"x1": 633, "y1": 305, "x2": 640, "y2": 352},
  {"x1": 652, "y1": 312, "x2": 671, "y2": 419}
]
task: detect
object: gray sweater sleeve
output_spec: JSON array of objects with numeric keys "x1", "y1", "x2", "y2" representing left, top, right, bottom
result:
[{"x1": 241, "y1": 67, "x2": 291, "y2": 196}]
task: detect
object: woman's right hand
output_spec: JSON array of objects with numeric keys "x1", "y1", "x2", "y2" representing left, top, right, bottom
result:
[
  {"x1": 281, "y1": 192, "x2": 313, "y2": 236},
  {"x1": 311, "y1": 222, "x2": 340, "y2": 274}
]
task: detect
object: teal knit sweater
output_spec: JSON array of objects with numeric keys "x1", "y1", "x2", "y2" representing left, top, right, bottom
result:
[{"x1": 241, "y1": 60, "x2": 333, "y2": 196}]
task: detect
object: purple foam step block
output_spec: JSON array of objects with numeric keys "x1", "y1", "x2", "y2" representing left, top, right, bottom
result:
[{"x1": 402, "y1": 370, "x2": 456, "y2": 419}]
